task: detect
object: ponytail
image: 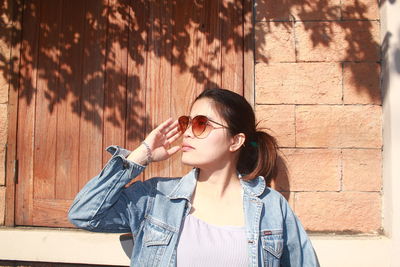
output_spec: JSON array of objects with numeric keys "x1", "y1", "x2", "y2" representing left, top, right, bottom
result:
[{"x1": 237, "y1": 129, "x2": 279, "y2": 184}]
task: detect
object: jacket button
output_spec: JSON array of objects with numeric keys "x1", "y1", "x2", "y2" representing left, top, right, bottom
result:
[{"x1": 123, "y1": 161, "x2": 130, "y2": 169}]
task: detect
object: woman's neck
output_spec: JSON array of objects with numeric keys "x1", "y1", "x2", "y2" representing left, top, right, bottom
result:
[{"x1": 196, "y1": 164, "x2": 241, "y2": 199}]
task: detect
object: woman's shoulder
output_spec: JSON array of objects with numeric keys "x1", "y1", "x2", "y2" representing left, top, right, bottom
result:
[{"x1": 261, "y1": 186, "x2": 289, "y2": 205}]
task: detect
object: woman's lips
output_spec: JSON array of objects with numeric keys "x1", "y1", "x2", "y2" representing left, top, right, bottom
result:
[{"x1": 181, "y1": 143, "x2": 194, "y2": 152}]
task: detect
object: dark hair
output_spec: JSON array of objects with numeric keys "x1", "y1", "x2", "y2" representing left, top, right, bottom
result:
[{"x1": 193, "y1": 88, "x2": 279, "y2": 183}]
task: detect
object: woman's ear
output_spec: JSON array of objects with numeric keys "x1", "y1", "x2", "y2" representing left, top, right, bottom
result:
[{"x1": 229, "y1": 133, "x2": 246, "y2": 152}]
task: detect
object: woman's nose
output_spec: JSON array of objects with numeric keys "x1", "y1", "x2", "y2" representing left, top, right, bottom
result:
[{"x1": 183, "y1": 124, "x2": 194, "y2": 138}]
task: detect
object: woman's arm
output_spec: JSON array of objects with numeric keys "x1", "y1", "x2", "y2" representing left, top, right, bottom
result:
[
  {"x1": 67, "y1": 145, "x2": 151, "y2": 233},
  {"x1": 279, "y1": 196, "x2": 320, "y2": 267},
  {"x1": 68, "y1": 118, "x2": 182, "y2": 233}
]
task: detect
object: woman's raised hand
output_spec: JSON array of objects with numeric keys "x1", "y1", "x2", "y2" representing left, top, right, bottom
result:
[{"x1": 127, "y1": 118, "x2": 182, "y2": 165}]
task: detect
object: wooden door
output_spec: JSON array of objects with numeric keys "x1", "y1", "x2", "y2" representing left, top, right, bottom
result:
[{"x1": 13, "y1": 0, "x2": 251, "y2": 227}]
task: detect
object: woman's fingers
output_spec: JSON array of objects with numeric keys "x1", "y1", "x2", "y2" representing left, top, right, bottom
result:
[
  {"x1": 165, "y1": 125, "x2": 180, "y2": 139},
  {"x1": 165, "y1": 128, "x2": 182, "y2": 146},
  {"x1": 167, "y1": 145, "x2": 181, "y2": 156},
  {"x1": 156, "y1": 117, "x2": 174, "y2": 133},
  {"x1": 164, "y1": 119, "x2": 178, "y2": 134}
]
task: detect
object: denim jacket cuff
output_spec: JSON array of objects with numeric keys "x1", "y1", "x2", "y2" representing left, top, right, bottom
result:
[{"x1": 105, "y1": 145, "x2": 147, "y2": 170}]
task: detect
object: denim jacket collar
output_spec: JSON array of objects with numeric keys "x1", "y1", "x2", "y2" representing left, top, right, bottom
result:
[{"x1": 166, "y1": 168, "x2": 266, "y2": 201}]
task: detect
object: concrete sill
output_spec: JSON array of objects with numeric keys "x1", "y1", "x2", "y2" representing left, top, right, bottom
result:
[{"x1": 0, "y1": 227, "x2": 392, "y2": 267}]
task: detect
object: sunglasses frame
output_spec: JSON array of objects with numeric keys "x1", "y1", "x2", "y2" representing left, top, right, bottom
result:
[{"x1": 178, "y1": 115, "x2": 228, "y2": 139}]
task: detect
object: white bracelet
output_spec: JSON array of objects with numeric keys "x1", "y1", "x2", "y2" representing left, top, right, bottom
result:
[{"x1": 141, "y1": 141, "x2": 153, "y2": 165}]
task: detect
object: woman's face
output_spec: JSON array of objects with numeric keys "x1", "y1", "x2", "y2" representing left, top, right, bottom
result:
[{"x1": 181, "y1": 98, "x2": 234, "y2": 168}]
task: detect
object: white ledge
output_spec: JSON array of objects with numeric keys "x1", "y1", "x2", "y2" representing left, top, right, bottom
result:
[{"x1": 0, "y1": 227, "x2": 393, "y2": 266}]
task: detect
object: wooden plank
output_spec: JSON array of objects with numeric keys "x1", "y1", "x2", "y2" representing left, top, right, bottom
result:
[
  {"x1": 33, "y1": 0, "x2": 61, "y2": 200},
  {"x1": 243, "y1": 0, "x2": 254, "y2": 107},
  {"x1": 102, "y1": 0, "x2": 129, "y2": 166},
  {"x1": 32, "y1": 199, "x2": 74, "y2": 227},
  {"x1": 5, "y1": 0, "x2": 23, "y2": 227},
  {"x1": 15, "y1": 0, "x2": 41, "y2": 225},
  {"x1": 126, "y1": 0, "x2": 148, "y2": 181},
  {"x1": 77, "y1": 0, "x2": 108, "y2": 191},
  {"x1": 170, "y1": 0, "x2": 216, "y2": 178},
  {"x1": 220, "y1": 0, "x2": 244, "y2": 94},
  {"x1": 201, "y1": 0, "x2": 222, "y2": 90},
  {"x1": 54, "y1": 0, "x2": 85, "y2": 201},
  {"x1": 145, "y1": 0, "x2": 172, "y2": 178}
]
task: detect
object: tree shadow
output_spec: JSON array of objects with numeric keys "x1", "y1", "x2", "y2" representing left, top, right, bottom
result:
[
  {"x1": 270, "y1": 151, "x2": 291, "y2": 201},
  {"x1": 1, "y1": 0, "x2": 382, "y2": 132},
  {"x1": 0, "y1": 0, "x2": 250, "y2": 141},
  {"x1": 255, "y1": 0, "x2": 381, "y2": 104},
  {"x1": 0, "y1": 0, "x2": 382, "y2": 185}
]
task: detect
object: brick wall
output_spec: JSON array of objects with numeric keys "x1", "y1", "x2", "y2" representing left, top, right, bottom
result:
[{"x1": 254, "y1": 0, "x2": 382, "y2": 233}]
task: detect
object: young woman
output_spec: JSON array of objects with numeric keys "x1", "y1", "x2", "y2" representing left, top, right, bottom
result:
[{"x1": 68, "y1": 88, "x2": 319, "y2": 267}]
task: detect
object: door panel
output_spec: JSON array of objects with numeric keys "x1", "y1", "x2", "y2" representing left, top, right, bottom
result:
[{"x1": 15, "y1": 0, "x2": 248, "y2": 227}]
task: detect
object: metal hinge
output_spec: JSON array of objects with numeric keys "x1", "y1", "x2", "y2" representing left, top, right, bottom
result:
[{"x1": 14, "y1": 159, "x2": 18, "y2": 184}]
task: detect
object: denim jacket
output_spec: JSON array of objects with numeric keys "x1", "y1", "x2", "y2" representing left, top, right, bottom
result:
[{"x1": 68, "y1": 145, "x2": 319, "y2": 267}]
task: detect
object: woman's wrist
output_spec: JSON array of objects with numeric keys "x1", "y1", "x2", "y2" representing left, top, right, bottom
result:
[{"x1": 127, "y1": 144, "x2": 150, "y2": 166}]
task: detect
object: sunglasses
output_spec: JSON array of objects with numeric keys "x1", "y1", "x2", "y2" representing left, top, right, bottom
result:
[{"x1": 178, "y1": 115, "x2": 228, "y2": 138}]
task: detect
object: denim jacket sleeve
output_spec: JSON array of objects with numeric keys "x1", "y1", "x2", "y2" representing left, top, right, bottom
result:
[
  {"x1": 68, "y1": 145, "x2": 152, "y2": 234},
  {"x1": 279, "y1": 195, "x2": 320, "y2": 267}
]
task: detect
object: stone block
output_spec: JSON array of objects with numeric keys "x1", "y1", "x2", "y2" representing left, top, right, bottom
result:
[
  {"x1": 0, "y1": 104, "x2": 7, "y2": 145},
  {"x1": 0, "y1": 186, "x2": 5, "y2": 225},
  {"x1": 295, "y1": 21, "x2": 380, "y2": 62},
  {"x1": 342, "y1": 149, "x2": 382, "y2": 191},
  {"x1": 296, "y1": 105, "x2": 382, "y2": 148},
  {"x1": 255, "y1": 63, "x2": 342, "y2": 104},
  {"x1": 275, "y1": 148, "x2": 341, "y2": 191},
  {"x1": 255, "y1": 22, "x2": 295, "y2": 63},
  {"x1": 341, "y1": 0, "x2": 380, "y2": 20},
  {"x1": 343, "y1": 62, "x2": 381, "y2": 104},
  {"x1": 255, "y1": 104, "x2": 295, "y2": 147},
  {"x1": 295, "y1": 192, "x2": 381, "y2": 233}
]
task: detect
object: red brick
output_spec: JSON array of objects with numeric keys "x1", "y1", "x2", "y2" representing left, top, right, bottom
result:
[
  {"x1": 0, "y1": 26, "x2": 11, "y2": 104},
  {"x1": 255, "y1": 0, "x2": 292, "y2": 21},
  {"x1": 342, "y1": 0, "x2": 379, "y2": 20},
  {"x1": 295, "y1": 21, "x2": 380, "y2": 62},
  {"x1": 291, "y1": 0, "x2": 341, "y2": 20},
  {"x1": 255, "y1": 0, "x2": 341, "y2": 21},
  {"x1": 342, "y1": 149, "x2": 382, "y2": 191},
  {"x1": 0, "y1": 186, "x2": 4, "y2": 225},
  {"x1": 0, "y1": 144, "x2": 5, "y2": 185},
  {"x1": 255, "y1": 105, "x2": 295, "y2": 147},
  {"x1": 275, "y1": 149, "x2": 341, "y2": 191},
  {"x1": 296, "y1": 105, "x2": 382, "y2": 148},
  {"x1": 255, "y1": 63, "x2": 342, "y2": 104},
  {"x1": 0, "y1": 104, "x2": 7, "y2": 145},
  {"x1": 255, "y1": 22, "x2": 295, "y2": 63},
  {"x1": 295, "y1": 192, "x2": 381, "y2": 233},
  {"x1": 343, "y1": 62, "x2": 381, "y2": 104}
]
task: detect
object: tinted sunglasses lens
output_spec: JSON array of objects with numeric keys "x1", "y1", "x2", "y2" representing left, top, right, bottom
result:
[
  {"x1": 178, "y1": 116, "x2": 189, "y2": 132},
  {"x1": 192, "y1": 115, "x2": 208, "y2": 137}
]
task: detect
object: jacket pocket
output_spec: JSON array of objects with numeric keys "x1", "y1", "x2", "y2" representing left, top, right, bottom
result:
[
  {"x1": 261, "y1": 229, "x2": 283, "y2": 267},
  {"x1": 141, "y1": 217, "x2": 174, "y2": 266}
]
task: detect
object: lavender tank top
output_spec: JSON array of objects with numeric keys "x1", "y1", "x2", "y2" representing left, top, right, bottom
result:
[{"x1": 176, "y1": 213, "x2": 249, "y2": 266}]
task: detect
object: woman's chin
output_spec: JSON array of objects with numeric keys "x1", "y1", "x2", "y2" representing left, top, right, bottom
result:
[{"x1": 181, "y1": 154, "x2": 199, "y2": 166}]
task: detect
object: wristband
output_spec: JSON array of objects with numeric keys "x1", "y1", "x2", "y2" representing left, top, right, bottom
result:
[{"x1": 141, "y1": 141, "x2": 153, "y2": 165}]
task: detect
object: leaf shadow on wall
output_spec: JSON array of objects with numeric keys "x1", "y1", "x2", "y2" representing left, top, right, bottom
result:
[
  {"x1": 0, "y1": 0, "x2": 249, "y2": 143},
  {"x1": 0, "y1": 0, "x2": 382, "y2": 198},
  {"x1": 256, "y1": 0, "x2": 382, "y2": 198},
  {"x1": 255, "y1": 0, "x2": 381, "y2": 104}
]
